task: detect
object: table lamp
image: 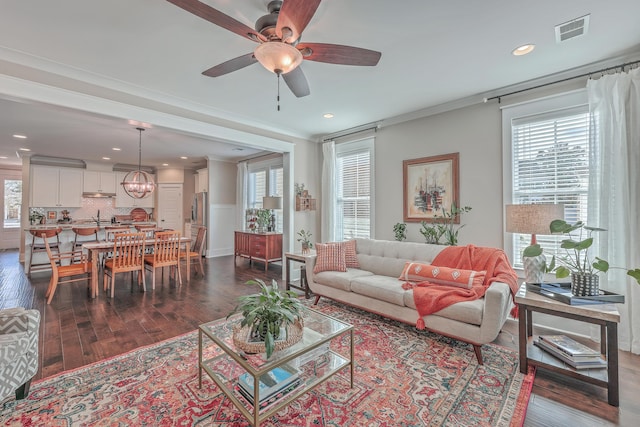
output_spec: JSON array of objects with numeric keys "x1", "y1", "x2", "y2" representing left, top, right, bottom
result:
[
  {"x1": 505, "y1": 204, "x2": 565, "y2": 283},
  {"x1": 263, "y1": 196, "x2": 283, "y2": 232}
]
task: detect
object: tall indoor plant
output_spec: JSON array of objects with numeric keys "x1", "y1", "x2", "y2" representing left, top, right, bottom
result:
[
  {"x1": 227, "y1": 279, "x2": 305, "y2": 358},
  {"x1": 524, "y1": 219, "x2": 640, "y2": 296}
]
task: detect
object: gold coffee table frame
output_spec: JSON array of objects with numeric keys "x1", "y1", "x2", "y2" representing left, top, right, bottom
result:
[{"x1": 198, "y1": 308, "x2": 354, "y2": 426}]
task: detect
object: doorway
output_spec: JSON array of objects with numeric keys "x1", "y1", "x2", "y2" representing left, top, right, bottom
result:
[{"x1": 157, "y1": 184, "x2": 183, "y2": 233}]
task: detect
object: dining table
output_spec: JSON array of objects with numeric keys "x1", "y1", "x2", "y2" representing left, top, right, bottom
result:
[{"x1": 83, "y1": 236, "x2": 192, "y2": 298}]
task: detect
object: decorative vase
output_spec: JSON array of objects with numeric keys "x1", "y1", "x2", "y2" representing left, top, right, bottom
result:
[
  {"x1": 523, "y1": 253, "x2": 546, "y2": 284},
  {"x1": 301, "y1": 242, "x2": 310, "y2": 254},
  {"x1": 571, "y1": 272, "x2": 599, "y2": 297}
]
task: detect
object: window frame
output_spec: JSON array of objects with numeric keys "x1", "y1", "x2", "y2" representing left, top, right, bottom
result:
[{"x1": 502, "y1": 89, "x2": 590, "y2": 267}]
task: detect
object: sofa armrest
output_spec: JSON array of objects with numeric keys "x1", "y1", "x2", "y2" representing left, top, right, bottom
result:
[
  {"x1": 478, "y1": 282, "x2": 512, "y2": 343},
  {"x1": 0, "y1": 308, "x2": 40, "y2": 351}
]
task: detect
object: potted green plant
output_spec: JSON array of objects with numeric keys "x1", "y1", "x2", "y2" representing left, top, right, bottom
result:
[
  {"x1": 227, "y1": 279, "x2": 306, "y2": 358},
  {"x1": 296, "y1": 229, "x2": 313, "y2": 253},
  {"x1": 255, "y1": 209, "x2": 272, "y2": 232},
  {"x1": 419, "y1": 203, "x2": 472, "y2": 246},
  {"x1": 29, "y1": 211, "x2": 44, "y2": 225},
  {"x1": 393, "y1": 222, "x2": 407, "y2": 241},
  {"x1": 524, "y1": 219, "x2": 640, "y2": 296}
]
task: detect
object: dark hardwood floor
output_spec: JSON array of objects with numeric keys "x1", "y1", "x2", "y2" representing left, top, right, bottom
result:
[{"x1": 1, "y1": 249, "x2": 638, "y2": 426}]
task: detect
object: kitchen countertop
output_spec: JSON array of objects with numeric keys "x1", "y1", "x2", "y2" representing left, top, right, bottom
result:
[{"x1": 26, "y1": 221, "x2": 157, "y2": 231}]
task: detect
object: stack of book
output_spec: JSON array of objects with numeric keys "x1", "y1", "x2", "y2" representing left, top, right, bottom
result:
[
  {"x1": 534, "y1": 334, "x2": 607, "y2": 370},
  {"x1": 236, "y1": 364, "x2": 302, "y2": 408}
]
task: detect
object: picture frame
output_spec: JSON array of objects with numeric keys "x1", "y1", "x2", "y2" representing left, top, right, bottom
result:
[
  {"x1": 47, "y1": 211, "x2": 56, "y2": 220},
  {"x1": 403, "y1": 152, "x2": 460, "y2": 223}
]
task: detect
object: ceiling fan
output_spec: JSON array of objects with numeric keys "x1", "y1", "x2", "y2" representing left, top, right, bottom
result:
[{"x1": 167, "y1": 0, "x2": 382, "y2": 98}]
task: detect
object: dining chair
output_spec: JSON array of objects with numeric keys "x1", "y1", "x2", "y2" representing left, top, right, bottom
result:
[
  {"x1": 43, "y1": 237, "x2": 91, "y2": 304},
  {"x1": 144, "y1": 230, "x2": 182, "y2": 289},
  {"x1": 103, "y1": 232, "x2": 146, "y2": 298},
  {"x1": 27, "y1": 227, "x2": 62, "y2": 277},
  {"x1": 180, "y1": 226, "x2": 207, "y2": 277}
]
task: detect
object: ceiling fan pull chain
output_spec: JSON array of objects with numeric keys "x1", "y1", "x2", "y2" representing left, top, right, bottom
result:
[{"x1": 277, "y1": 72, "x2": 281, "y2": 111}]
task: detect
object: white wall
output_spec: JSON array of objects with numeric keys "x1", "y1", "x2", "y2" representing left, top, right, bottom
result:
[{"x1": 293, "y1": 140, "x2": 321, "y2": 252}]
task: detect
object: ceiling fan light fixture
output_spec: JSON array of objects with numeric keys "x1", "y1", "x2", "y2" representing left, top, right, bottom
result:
[
  {"x1": 254, "y1": 42, "x2": 303, "y2": 74},
  {"x1": 121, "y1": 127, "x2": 156, "y2": 199}
]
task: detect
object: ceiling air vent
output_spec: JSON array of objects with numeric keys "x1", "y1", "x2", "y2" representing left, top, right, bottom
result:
[{"x1": 555, "y1": 14, "x2": 590, "y2": 43}]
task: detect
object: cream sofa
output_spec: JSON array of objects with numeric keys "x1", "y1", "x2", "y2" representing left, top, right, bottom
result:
[{"x1": 305, "y1": 238, "x2": 513, "y2": 364}]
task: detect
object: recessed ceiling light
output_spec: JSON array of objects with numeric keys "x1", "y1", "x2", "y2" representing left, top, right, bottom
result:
[
  {"x1": 232, "y1": 147, "x2": 244, "y2": 151},
  {"x1": 0, "y1": 156, "x2": 7, "y2": 159},
  {"x1": 19, "y1": 148, "x2": 31, "y2": 152},
  {"x1": 512, "y1": 44, "x2": 535, "y2": 56},
  {"x1": 102, "y1": 157, "x2": 111, "y2": 160},
  {"x1": 112, "y1": 147, "x2": 121, "y2": 151},
  {"x1": 13, "y1": 134, "x2": 27, "y2": 139},
  {"x1": 323, "y1": 113, "x2": 334, "y2": 119},
  {"x1": 162, "y1": 163, "x2": 169, "y2": 166},
  {"x1": 180, "y1": 156, "x2": 188, "y2": 160}
]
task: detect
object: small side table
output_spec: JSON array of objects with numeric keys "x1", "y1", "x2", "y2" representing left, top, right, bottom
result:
[
  {"x1": 285, "y1": 252, "x2": 314, "y2": 299},
  {"x1": 515, "y1": 283, "x2": 620, "y2": 406}
]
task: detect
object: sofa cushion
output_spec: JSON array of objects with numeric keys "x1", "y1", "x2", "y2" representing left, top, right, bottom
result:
[
  {"x1": 351, "y1": 275, "x2": 407, "y2": 306},
  {"x1": 314, "y1": 269, "x2": 374, "y2": 292},
  {"x1": 0, "y1": 332, "x2": 29, "y2": 366},
  {"x1": 314, "y1": 243, "x2": 347, "y2": 273},
  {"x1": 399, "y1": 261, "x2": 486, "y2": 289},
  {"x1": 344, "y1": 240, "x2": 360, "y2": 268},
  {"x1": 403, "y1": 292, "x2": 484, "y2": 326},
  {"x1": 355, "y1": 238, "x2": 445, "y2": 278}
]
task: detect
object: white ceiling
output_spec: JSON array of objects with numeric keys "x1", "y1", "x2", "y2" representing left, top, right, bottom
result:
[{"x1": 1, "y1": 0, "x2": 640, "y2": 169}]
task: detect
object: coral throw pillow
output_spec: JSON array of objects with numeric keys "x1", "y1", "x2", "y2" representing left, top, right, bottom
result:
[
  {"x1": 399, "y1": 261, "x2": 486, "y2": 289},
  {"x1": 314, "y1": 243, "x2": 347, "y2": 274},
  {"x1": 343, "y1": 240, "x2": 360, "y2": 268}
]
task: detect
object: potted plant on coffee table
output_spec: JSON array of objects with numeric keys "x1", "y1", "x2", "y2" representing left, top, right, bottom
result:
[
  {"x1": 228, "y1": 279, "x2": 306, "y2": 358},
  {"x1": 524, "y1": 219, "x2": 640, "y2": 296}
]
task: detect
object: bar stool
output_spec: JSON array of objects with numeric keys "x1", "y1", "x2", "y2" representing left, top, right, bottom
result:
[
  {"x1": 72, "y1": 227, "x2": 100, "y2": 262},
  {"x1": 27, "y1": 227, "x2": 62, "y2": 277}
]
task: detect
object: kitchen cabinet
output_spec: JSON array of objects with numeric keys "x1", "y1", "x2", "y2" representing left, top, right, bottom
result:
[
  {"x1": 83, "y1": 171, "x2": 116, "y2": 194},
  {"x1": 114, "y1": 171, "x2": 155, "y2": 208},
  {"x1": 234, "y1": 231, "x2": 282, "y2": 272},
  {"x1": 30, "y1": 165, "x2": 83, "y2": 207},
  {"x1": 196, "y1": 168, "x2": 208, "y2": 193}
]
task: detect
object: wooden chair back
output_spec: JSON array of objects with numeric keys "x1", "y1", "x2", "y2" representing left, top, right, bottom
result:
[
  {"x1": 110, "y1": 232, "x2": 145, "y2": 270},
  {"x1": 191, "y1": 226, "x2": 207, "y2": 256},
  {"x1": 72, "y1": 227, "x2": 100, "y2": 246},
  {"x1": 43, "y1": 237, "x2": 89, "y2": 304},
  {"x1": 151, "y1": 231, "x2": 181, "y2": 266}
]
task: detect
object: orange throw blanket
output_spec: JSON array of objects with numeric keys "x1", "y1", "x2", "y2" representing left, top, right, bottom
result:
[{"x1": 404, "y1": 245, "x2": 519, "y2": 330}]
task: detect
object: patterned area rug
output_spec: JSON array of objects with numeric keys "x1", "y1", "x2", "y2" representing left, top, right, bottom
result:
[{"x1": 0, "y1": 300, "x2": 534, "y2": 426}]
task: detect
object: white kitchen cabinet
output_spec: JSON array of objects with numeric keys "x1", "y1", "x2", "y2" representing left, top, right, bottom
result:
[
  {"x1": 196, "y1": 168, "x2": 208, "y2": 193},
  {"x1": 30, "y1": 165, "x2": 83, "y2": 207},
  {"x1": 83, "y1": 171, "x2": 116, "y2": 194},
  {"x1": 115, "y1": 171, "x2": 155, "y2": 208}
]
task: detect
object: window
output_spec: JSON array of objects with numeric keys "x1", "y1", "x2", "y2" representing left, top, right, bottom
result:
[
  {"x1": 335, "y1": 139, "x2": 374, "y2": 240},
  {"x1": 505, "y1": 93, "x2": 591, "y2": 268},
  {"x1": 4, "y1": 179, "x2": 22, "y2": 228},
  {"x1": 247, "y1": 158, "x2": 283, "y2": 231}
]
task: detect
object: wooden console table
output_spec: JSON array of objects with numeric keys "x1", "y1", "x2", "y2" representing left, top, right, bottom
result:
[
  {"x1": 515, "y1": 284, "x2": 620, "y2": 406},
  {"x1": 234, "y1": 231, "x2": 282, "y2": 272}
]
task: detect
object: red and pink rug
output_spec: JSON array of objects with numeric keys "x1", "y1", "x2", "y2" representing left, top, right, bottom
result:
[{"x1": 0, "y1": 300, "x2": 534, "y2": 426}]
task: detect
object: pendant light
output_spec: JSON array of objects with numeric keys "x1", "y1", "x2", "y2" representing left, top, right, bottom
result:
[{"x1": 121, "y1": 127, "x2": 156, "y2": 199}]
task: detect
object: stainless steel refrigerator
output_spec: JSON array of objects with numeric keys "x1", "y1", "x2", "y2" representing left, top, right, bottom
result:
[{"x1": 192, "y1": 192, "x2": 207, "y2": 252}]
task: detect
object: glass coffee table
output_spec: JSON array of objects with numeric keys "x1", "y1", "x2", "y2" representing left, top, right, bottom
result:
[{"x1": 198, "y1": 308, "x2": 354, "y2": 426}]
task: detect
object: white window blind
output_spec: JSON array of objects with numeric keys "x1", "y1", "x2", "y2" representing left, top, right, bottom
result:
[
  {"x1": 248, "y1": 170, "x2": 266, "y2": 209},
  {"x1": 336, "y1": 146, "x2": 372, "y2": 240},
  {"x1": 511, "y1": 105, "x2": 591, "y2": 267}
]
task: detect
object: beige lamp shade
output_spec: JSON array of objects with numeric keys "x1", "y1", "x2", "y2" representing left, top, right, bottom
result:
[
  {"x1": 263, "y1": 196, "x2": 283, "y2": 210},
  {"x1": 505, "y1": 204, "x2": 565, "y2": 236}
]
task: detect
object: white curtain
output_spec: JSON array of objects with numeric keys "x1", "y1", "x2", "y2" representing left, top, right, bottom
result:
[
  {"x1": 321, "y1": 141, "x2": 336, "y2": 242},
  {"x1": 236, "y1": 161, "x2": 248, "y2": 231},
  {"x1": 587, "y1": 67, "x2": 640, "y2": 354}
]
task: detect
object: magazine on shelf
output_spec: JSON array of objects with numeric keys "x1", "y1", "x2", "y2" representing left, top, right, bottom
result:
[
  {"x1": 236, "y1": 377, "x2": 303, "y2": 408},
  {"x1": 534, "y1": 340, "x2": 607, "y2": 370},
  {"x1": 538, "y1": 335, "x2": 601, "y2": 358},
  {"x1": 526, "y1": 282, "x2": 624, "y2": 305},
  {"x1": 237, "y1": 364, "x2": 300, "y2": 400}
]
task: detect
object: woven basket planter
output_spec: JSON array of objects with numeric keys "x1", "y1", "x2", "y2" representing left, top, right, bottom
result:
[{"x1": 232, "y1": 318, "x2": 304, "y2": 355}]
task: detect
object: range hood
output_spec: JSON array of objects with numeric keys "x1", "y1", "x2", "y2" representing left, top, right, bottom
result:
[{"x1": 82, "y1": 192, "x2": 116, "y2": 198}]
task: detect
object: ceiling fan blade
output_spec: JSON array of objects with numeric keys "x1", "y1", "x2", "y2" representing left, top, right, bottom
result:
[
  {"x1": 282, "y1": 67, "x2": 310, "y2": 98},
  {"x1": 202, "y1": 53, "x2": 257, "y2": 77},
  {"x1": 276, "y1": 0, "x2": 321, "y2": 42},
  {"x1": 167, "y1": 0, "x2": 265, "y2": 42},
  {"x1": 298, "y1": 43, "x2": 381, "y2": 66}
]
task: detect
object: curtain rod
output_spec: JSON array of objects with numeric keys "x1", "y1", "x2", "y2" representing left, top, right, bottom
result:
[
  {"x1": 486, "y1": 59, "x2": 640, "y2": 103},
  {"x1": 321, "y1": 123, "x2": 380, "y2": 143}
]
